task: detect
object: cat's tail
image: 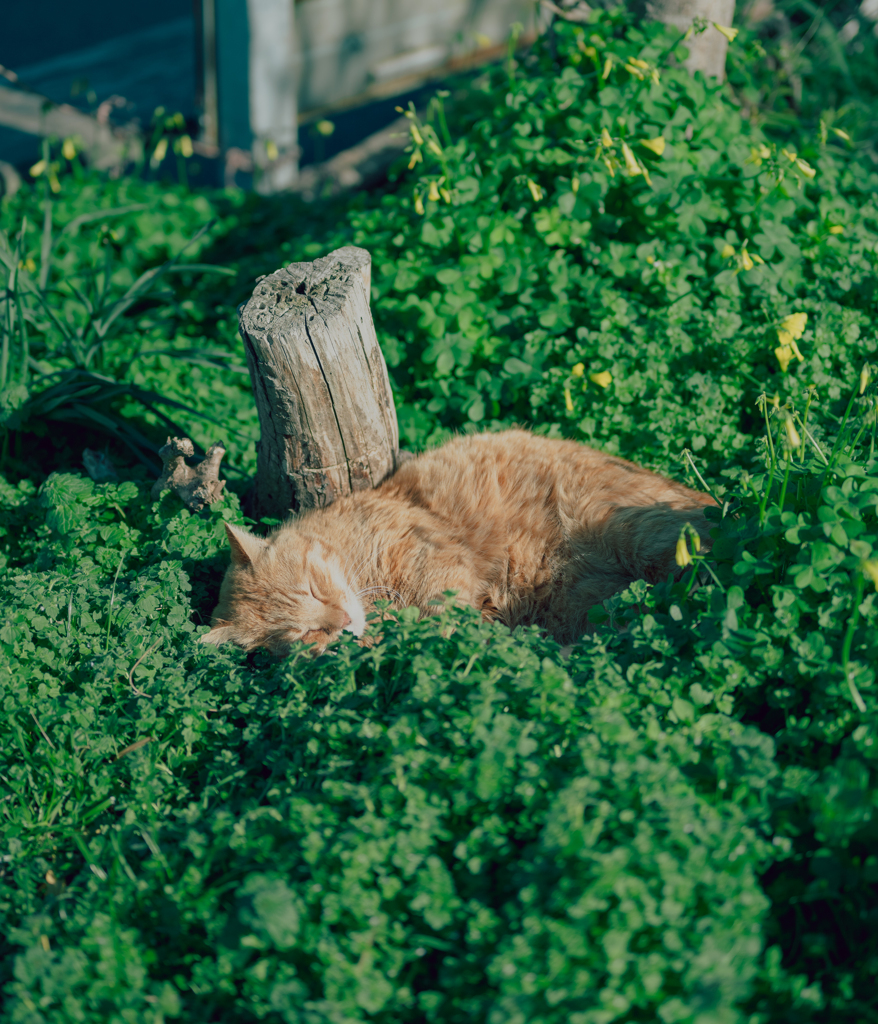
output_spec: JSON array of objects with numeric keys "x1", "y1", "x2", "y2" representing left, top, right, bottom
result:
[
  {"x1": 569, "y1": 503, "x2": 716, "y2": 617},
  {"x1": 602, "y1": 503, "x2": 715, "y2": 584}
]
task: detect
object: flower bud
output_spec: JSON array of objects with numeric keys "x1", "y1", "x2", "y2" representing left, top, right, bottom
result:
[
  {"x1": 640, "y1": 137, "x2": 666, "y2": 156},
  {"x1": 713, "y1": 23, "x2": 739, "y2": 41},
  {"x1": 783, "y1": 417, "x2": 801, "y2": 450},
  {"x1": 621, "y1": 142, "x2": 641, "y2": 176}
]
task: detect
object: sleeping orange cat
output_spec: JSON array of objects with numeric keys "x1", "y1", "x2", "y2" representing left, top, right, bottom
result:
[{"x1": 201, "y1": 429, "x2": 715, "y2": 653}]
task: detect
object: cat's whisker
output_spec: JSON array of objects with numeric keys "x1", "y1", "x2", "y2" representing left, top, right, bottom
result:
[
  {"x1": 347, "y1": 553, "x2": 373, "y2": 588},
  {"x1": 356, "y1": 586, "x2": 406, "y2": 607},
  {"x1": 342, "y1": 551, "x2": 366, "y2": 579}
]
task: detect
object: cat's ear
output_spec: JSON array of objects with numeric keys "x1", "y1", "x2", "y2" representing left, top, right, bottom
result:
[
  {"x1": 199, "y1": 624, "x2": 234, "y2": 646},
  {"x1": 224, "y1": 522, "x2": 267, "y2": 567}
]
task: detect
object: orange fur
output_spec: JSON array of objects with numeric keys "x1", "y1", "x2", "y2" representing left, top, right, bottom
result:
[{"x1": 202, "y1": 430, "x2": 716, "y2": 653}]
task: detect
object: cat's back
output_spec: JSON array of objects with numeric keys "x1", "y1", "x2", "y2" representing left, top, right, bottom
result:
[
  {"x1": 383, "y1": 430, "x2": 573, "y2": 518},
  {"x1": 382, "y1": 429, "x2": 702, "y2": 519}
]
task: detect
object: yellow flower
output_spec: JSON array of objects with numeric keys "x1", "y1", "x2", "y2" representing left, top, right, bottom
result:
[
  {"x1": 828, "y1": 225, "x2": 844, "y2": 234},
  {"x1": 860, "y1": 364, "x2": 871, "y2": 395},
  {"x1": 713, "y1": 23, "x2": 739, "y2": 42},
  {"x1": 796, "y1": 158, "x2": 816, "y2": 179},
  {"x1": 414, "y1": 194, "x2": 425, "y2": 215},
  {"x1": 751, "y1": 253, "x2": 765, "y2": 264},
  {"x1": 781, "y1": 148, "x2": 797, "y2": 163},
  {"x1": 564, "y1": 387, "x2": 574, "y2": 412},
  {"x1": 589, "y1": 370, "x2": 613, "y2": 388},
  {"x1": 178, "y1": 135, "x2": 193, "y2": 158},
  {"x1": 603, "y1": 158, "x2": 616, "y2": 178},
  {"x1": 440, "y1": 188, "x2": 452, "y2": 203},
  {"x1": 526, "y1": 178, "x2": 543, "y2": 201},
  {"x1": 571, "y1": 363, "x2": 585, "y2": 377},
  {"x1": 640, "y1": 163, "x2": 652, "y2": 186},
  {"x1": 628, "y1": 58, "x2": 650, "y2": 69},
  {"x1": 777, "y1": 313, "x2": 807, "y2": 345},
  {"x1": 407, "y1": 150, "x2": 422, "y2": 170},
  {"x1": 789, "y1": 339, "x2": 805, "y2": 362},
  {"x1": 783, "y1": 417, "x2": 801, "y2": 449},
  {"x1": 601, "y1": 127, "x2": 613, "y2": 148},
  {"x1": 602, "y1": 57, "x2": 614, "y2": 79},
  {"x1": 427, "y1": 180, "x2": 440, "y2": 202},
  {"x1": 746, "y1": 144, "x2": 772, "y2": 167},
  {"x1": 427, "y1": 140, "x2": 443, "y2": 157},
  {"x1": 583, "y1": 45, "x2": 599, "y2": 61},
  {"x1": 775, "y1": 345, "x2": 794, "y2": 373},
  {"x1": 265, "y1": 140, "x2": 279, "y2": 161},
  {"x1": 315, "y1": 120, "x2": 335, "y2": 136},
  {"x1": 62, "y1": 138, "x2": 77, "y2": 160},
  {"x1": 29, "y1": 159, "x2": 47, "y2": 177},
  {"x1": 411, "y1": 125, "x2": 424, "y2": 145},
  {"x1": 675, "y1": 536, "x2": 693, "y2": 567},
  {"x1": 721, "y1": 243, "x2": 735, "y2": 259},
  {"x1": 741, "y1": 249, "x2": 754, "y2": 271},
  {"x1": 624, "y1": 63, "x2": 646, "y2": 79},
  {"x1": 640, "y1": 136, "x2": 666, "y2": 156},
  {"x1": 571, "y1": 177, "x2": 580, "y2": 194},
  {"x1": 862, "y1": 560, "x2": 878, "y2": 590},
  {"x1": 621, "y1": 142, "x2": 641, "y2": 176},
  {"x1": 832, "y1": 127, "x2": 851, "y2": 141},
  {"x1": 152, "y1": 138, "x2": 168, "y2": 164}
]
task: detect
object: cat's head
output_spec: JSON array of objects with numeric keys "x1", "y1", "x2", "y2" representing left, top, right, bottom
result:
[{"x1": 200, "y1": 523, "x2": 366, "y2": 654}]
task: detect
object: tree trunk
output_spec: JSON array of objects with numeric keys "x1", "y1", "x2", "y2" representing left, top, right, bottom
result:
[
  {"x1": 238, "y1": 246, "x2": 401, "y2": 521},
  {"x1": 646, "y1": 0, "x2": 736, "y2": 80}
]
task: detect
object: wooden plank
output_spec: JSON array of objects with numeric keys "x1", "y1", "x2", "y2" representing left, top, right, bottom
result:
[
  {"x1": 248, "y1": 0, "x2": 298, "y2": 192},
  {"x1": 293, "y1": 0, "x2": 537, "y2": 114},
  {"x1": 646, "y1": 0, "x2": 737, "y2": 79},
  {"x1": 0, "y1": 82, "x2": 142, "y2": 169},
  {"x1": 200, "y1": 0, "x2": 538, "y2": 191}
]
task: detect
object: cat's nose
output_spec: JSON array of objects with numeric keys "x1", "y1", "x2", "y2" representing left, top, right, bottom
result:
[{"x1": 341, "y1": 611, "x2": 352, "y2": 628}]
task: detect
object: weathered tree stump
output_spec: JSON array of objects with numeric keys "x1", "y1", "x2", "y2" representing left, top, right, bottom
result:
[{"x1": 238, "y1": 246, "x2": 400, "y2": 521}]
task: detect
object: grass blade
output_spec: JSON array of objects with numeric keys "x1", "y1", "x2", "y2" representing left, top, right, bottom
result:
[{"x1": 91, "y1": 221, "x2": 213, "y2": 341}]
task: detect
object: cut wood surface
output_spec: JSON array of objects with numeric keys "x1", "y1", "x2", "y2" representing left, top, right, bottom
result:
[{"x1": 239, "y1": 246, "x2": 400, "y2": 521}]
